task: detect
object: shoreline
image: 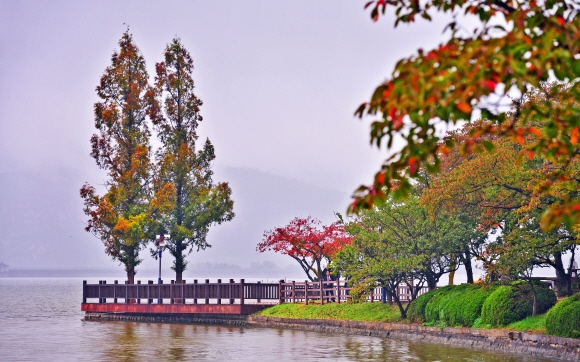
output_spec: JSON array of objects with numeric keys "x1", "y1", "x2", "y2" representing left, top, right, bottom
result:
[{"x1": 84, "y1": 313, "x2": 580, "y2": 361}]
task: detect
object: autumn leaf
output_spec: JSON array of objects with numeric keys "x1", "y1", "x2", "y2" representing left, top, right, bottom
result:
[{"x1": 456, "y1": 102, "x2": 471, "y2": 114}]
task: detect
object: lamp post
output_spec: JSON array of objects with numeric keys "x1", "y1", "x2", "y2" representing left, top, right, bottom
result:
[{"x1": 155, "y1": 234, "x2": 169, "y2": 304}]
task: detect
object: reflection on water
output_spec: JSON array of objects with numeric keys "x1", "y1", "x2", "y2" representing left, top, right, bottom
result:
[
  {"x1": 0, "y1": 278, "x2": 557, "y2": 361},
  {"x1": 92, "y1": 320, "x2": 551, "y2": 362}
]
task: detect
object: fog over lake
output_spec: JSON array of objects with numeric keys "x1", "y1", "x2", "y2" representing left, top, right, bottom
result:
[{"x1": 0, "y1": 1, "x2": 475, "y2": 278}]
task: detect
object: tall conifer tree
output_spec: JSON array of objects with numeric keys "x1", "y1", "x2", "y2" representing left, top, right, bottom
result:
[
  {"x1": 150, "y1": 38, "x2": 234, "y2": 283},
  {"x1": 81, "y1": 31, "x2": 158, "y2": 284}
]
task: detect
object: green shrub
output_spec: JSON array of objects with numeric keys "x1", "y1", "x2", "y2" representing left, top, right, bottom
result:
[
  {"x1": 407, "y1": 288, "x2": 441, "y2": 323},
  {"x1": 444, "y1": 284, "x2": 497, "y2": 327},
  {"x1": 420, "y1": 284, "x2": 492, "y2": 327},
  {"x1": 545, "y1": 293, "x2": 580, "y2": 338},
  {"x1": 423, "y1": 285, "x2": 456, "y2": 323},
  {"x1": 480, "y1": 282, "x2": 556, "y2": 327}
]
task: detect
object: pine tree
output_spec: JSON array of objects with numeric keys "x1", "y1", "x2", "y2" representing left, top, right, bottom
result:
[
  {"x1": 150, "y1": 38, "x2": 234, "y2": 283},
  {"x1": 80, "y1": 31, "x2": 158, "y2": 284}
]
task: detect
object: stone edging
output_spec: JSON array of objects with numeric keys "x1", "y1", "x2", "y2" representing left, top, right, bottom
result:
[
  {"x1": 84, "y1": 313, "x2": 580, "y2": 361},
  {"x1": 247, "y1": 316, "x2": 580, "y2": 361}
]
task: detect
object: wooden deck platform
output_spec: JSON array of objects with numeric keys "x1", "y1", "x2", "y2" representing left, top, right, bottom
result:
[{"x1": 81, "y1": 303, "x2": 272, "y2": 315}]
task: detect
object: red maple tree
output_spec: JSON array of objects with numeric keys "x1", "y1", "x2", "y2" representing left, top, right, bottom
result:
[{"x1": 257, "y1": 216, "x2": 352, "y2": 281}]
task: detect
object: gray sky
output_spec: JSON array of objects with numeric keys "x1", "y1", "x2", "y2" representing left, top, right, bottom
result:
[{"x1": 0, "y1": 1, "x2": 471, "y2": 278}]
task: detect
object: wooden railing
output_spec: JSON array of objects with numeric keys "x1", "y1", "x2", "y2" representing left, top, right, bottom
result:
[
  {"x1": 82, "y1": 279, "x2": 280, "y2": 305},
  {"x1": 83, "y1": 279, "x2": 430, "y2": 306},
  {"x1": 279, "y1": 280, "x2": 429, "y2": 305}
]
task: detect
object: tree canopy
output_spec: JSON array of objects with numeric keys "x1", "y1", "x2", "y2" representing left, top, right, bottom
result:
[
  {"x1": 80, "y1": 31, "x2": 162, "y2": 284},
  {"x1": 81, "y1": 32, "x2": 234, "y2": 283},
  {"x1": 257, "y1": 216, "x2": 352, "y2": 281},
  {"x1": 334, "y1": 196, "x2": 480, "y2": 317},
  {"x1": 150, "y1": 38, "x2": 234, "y2": 283},
  {"x1": 350, "y1": 0, "x2": 580, "y2": 231}
]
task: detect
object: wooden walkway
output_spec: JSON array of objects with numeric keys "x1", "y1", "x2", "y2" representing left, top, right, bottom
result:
[{"x1": 81, "y1": 278, "x2": 429, "y2": 315}]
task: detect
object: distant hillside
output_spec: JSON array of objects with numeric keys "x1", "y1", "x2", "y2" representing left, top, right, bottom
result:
[{"x1": 0, "y1": 166, "x2": 348, "y2": 279}]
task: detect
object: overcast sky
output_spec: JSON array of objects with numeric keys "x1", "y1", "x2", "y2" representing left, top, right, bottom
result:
[{"x1": 0, "y1": 1, "x2": 484, "y2": 280}]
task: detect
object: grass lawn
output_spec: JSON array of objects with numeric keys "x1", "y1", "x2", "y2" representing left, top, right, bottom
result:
[
  {"x1": 506, "y1": 313, "x2": 547, "y2": 334},
  {"x1": 256, "y1": 302, "x2": 548, "y2": 334},
  {"x1": 256, "y1": 302, "x2": 402, "y2": 322}
]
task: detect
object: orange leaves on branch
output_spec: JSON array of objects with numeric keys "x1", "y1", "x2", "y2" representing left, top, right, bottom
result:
[
  {"x1": 571, "y1": 128, "x2": 578, "y2": 145},
  {"x1": 456, "y1": 102, "x2": 471, "y2": 114},
  {"x1": 528, "y1": 127, "x2": 542, "y2": 137}
]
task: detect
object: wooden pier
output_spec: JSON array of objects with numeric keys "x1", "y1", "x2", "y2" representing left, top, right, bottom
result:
[{"x1": 81, "y1": 278, "x2": 429, "y2": 315}]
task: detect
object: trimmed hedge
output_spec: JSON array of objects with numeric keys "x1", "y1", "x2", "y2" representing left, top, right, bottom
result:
[
  {"x1": 417, "y1": 284, "x2": 495, "y2": 327},
  {"x1": 444, "y1": 284, "x2": 496, "y2": 327},
  {"x1": 480, "y1": 282, "x2": 556, "y2": 327},
  {"x1": 423, "y1": 285, "x2": 457, "y2": 324},
  {"x1": 407, "y1": 287, "x2": 447, "y2": 323},
  {"x1": 545, "y1": 293, "x2": 580, "y2": 338}
]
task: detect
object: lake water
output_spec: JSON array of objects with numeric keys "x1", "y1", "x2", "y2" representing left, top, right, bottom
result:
[{"x1": 0, "y1": 278, "x2": 557, "y2": 361}]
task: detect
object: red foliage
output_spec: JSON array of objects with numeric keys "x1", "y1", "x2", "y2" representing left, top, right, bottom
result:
[{"x1": 257, "y1": 216, "x2": 352, "y2": 280}]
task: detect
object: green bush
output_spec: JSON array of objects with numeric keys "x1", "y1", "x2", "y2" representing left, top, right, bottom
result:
[
  {"x1": 407, "y1": 288, "x2": 441, "y2": 323},
  {"x1": 480, "y1": 282, "x2": 556, "y2": 327},
  {"x1": 444, "y1": 284, "x2": 496, "y2": 327},
  {"x1": 545, "y1": 293, "x2": 580, "y2": 338},
  {"x1": 423, "y1": 285, "x2": 456, "y2": 323}
]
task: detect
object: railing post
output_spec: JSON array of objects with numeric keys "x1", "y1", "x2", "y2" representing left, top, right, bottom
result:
[
  {"x1": 82, "y1": 280, "x2": 87, "y2": 304},
  {"x1": 217, "y1": 279, "x2": 222, "y2": 304},
  {"x1": 158, "y1": 279, "x2": 163, "y2": 305},
  {"x1": 292, "y1": 281, "x2": 296, "y2": 303},
  {"x1": 257, "y1": 281, "x2": 261, "y2": 303},
  {"x1": 381, "y1": 286, "x2": 387, "y2": 304},
  {"x1": 170, "y1": 280, "x2": 175, "y2": 304},
  {"x1": 278, "y1": 280, "x2": 284, "y2": 304},
  {"x1": 319, "y1": 279, "x2": 324, "y2": 305},
  {"x1": 230, "y1": 279, "x2": 235, "y2": 304},
  {"x1": 114, "y1": 280, "x2": 118, "y2": 303},
  {"x1": 148, "y1": 280, "x2": 153, "y2": 304},
  {"x1": 193, "y1": 279, "x2": 198, "y2": 304},
  {"x1": 337, "y1": 279, "x2": 341, "y2": 304},
  {"x1": 205, "y1": 279, "x2": 209, "y2": 304},
  {"x1": 240, "y1": 279, "x2": 245, "y2": 305},
  {"x1": 181, "y1": 280, "x2": 185, "y2": 305},
  {"x1": 305, "y1": 280, "x2": 309, "y2": 305}
]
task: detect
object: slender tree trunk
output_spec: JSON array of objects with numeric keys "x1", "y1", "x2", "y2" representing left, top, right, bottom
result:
[
  {"x1": 529, "y1": 281, "x2": 538, "y2": 316},
  {"x1": 460, "y1": 248, "x2": 474, "y2": 284},
  {"x1": 426, "y1": 273, "x2": 438, "y2": 291},
  {"x1": 127, "y1": 266, "x2": 135, "y2": 284},
  {"x1": 174, "y1": 240, "x2": 185, "y2": 283},
  {"x1": 553, "y1": 252, "x2": 571, "y2": 297},
  {"x1": 392, "y1": 293, "x2": 406, "y2": 319},
  {"x1": 448, "y1": 270, "x2": 455, "y2": 285},
  {"x1": 448, "y1": 254, "x2": 457, "y2": 285}
]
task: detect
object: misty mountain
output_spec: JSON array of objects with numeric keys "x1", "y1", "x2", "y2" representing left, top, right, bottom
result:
[{"x1": 0, "y1": 166, "x2": 348, "y2": 279}]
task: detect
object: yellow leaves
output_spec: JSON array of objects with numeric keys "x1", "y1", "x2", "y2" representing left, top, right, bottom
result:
[{"x1": 114, "y1": 218, "x2": 130, "y2": 233}]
